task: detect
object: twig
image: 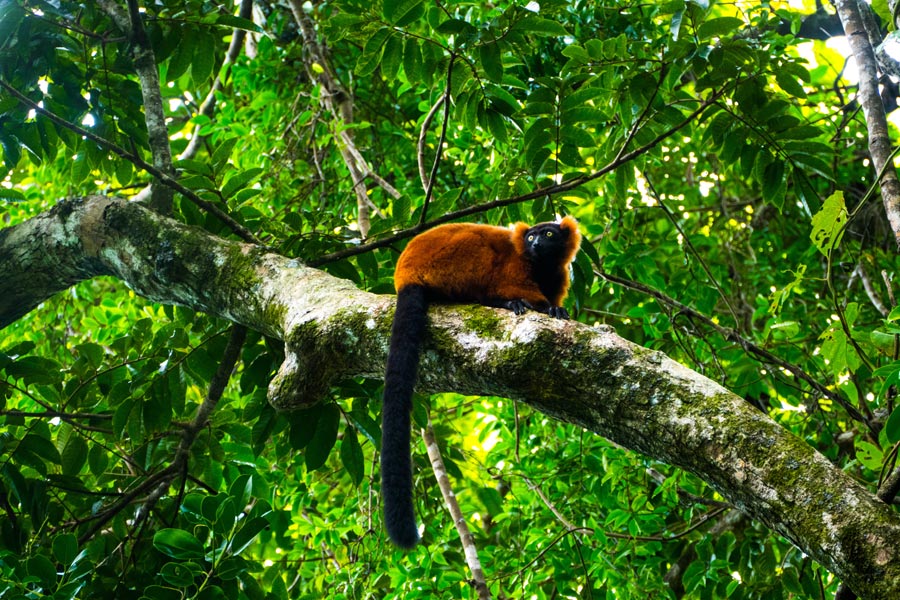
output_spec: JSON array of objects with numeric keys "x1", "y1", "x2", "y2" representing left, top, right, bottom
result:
[
  {"x1": 613, "y1": 62, "x2": 668, "y2": 164},
  {"x1": 524, "y1": 477, "x2": 580, "y2": 531},
  {"x1": 422, "y1": 419, "x2": 492, "y2": 600},
  {"x1": 643, "y1": 173, "x2": 740, "y2": 327}
]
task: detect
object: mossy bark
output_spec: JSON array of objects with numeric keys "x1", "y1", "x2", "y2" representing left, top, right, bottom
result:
[{"x1": 3, "y1": 196, "x2": 900, "y2": 599}]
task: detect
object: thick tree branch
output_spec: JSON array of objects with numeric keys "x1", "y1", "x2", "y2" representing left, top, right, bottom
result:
[{"x1": 3, "y1": 196, "x2": 900, "y2": 599}]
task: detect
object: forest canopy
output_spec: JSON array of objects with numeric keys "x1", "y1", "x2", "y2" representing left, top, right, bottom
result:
[{"x1": 4, "y1": 0, "x2": 900, "y2": 599}]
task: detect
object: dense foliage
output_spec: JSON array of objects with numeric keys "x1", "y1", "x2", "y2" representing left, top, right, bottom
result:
[{"x1": 2, "y1": 0, "x2": 899, "y2": 598}]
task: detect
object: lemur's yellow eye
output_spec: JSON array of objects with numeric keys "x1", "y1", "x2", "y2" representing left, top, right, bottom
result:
[
  {"x1": 527, "y1": 234, "x2": 535, "y2": 241},
  {"x1": 545, "y1": 231, "x2": 554, "y2": 237}
]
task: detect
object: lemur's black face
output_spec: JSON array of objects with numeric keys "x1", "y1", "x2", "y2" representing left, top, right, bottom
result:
[{"x1": 523, "y1": 222, "x2": 570, "y2": 261}]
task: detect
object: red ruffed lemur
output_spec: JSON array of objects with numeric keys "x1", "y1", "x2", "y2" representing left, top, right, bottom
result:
[{"x1": 381, "y1": 216, "x2": 582, "y2": 548}]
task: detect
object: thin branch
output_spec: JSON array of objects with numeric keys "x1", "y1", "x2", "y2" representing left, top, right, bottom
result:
[
  {"x1": 0, "y1": 80, "x2": 260, "y2": 244},
  {"x1": 835, "y1": 0, "x2": 900, "y2": 246},
  {"x1": 289, "y1": 1, "x2": 397, "y2": 237},
  {"x1": 852, "y1": 262, "x2": 889, "y2": 317},
  {"x1": 179, "y1": 0, "x2": 253, "y2": 162},
  {"x1": 311, "y1": 90, "x2": 727, "y2": 266},
  {"x1": 418, "y1": 94, "x2": 446, "y2": 191},
  {"x1": 419, "y1": 55, "x2": 455, "y2": 226},
  {"x1": 524, "y1": 477, "x2": 580, "y2": 531},
  {"x1": 643, "y1": 173, "x2": 741, "y2": 327},
  {"x1": 138, "y1": 324, "x2": 247, "y2": 528},
  {"x1": 613, "y1": 62, "x2": 668, "y2": 164},
  {"x1": 79, "y1": 325, "x2": 247, "y2": 544},
  {"x1": 97, "y1": 0, "x2": 175, "y2": 214},
  {"x1": 599, "y1": 270, "x2": 870, "y2": 426},
  {"x1": 422, "y1": 419, "x2": 492, "y2": 600}
]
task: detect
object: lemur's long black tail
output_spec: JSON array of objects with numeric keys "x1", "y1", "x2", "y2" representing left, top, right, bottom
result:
[{"x1": 381, "y1": 284, "x2": 428, "y2": 549}]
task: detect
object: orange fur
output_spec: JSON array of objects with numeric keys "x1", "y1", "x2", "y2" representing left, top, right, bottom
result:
[
  {"x1": 394, "y1": 216, "x2": 581, "y2": 309},
  {"x1": 380, "y1": 215, "x2": 581, "y2": 548}
]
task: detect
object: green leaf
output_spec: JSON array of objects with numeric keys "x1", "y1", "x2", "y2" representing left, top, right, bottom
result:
[
  {"x1": 670, "y1": 9, "x2": 684, "y2": 41},
  {"x1": 289, "y1": 406, "x2": 320, "y2": 450},
  {"x1": 340, "y1": 424, "x2": 364, "y2": 485},
  {"x1": 60, "y1": 434, "x2": 88, "y2": 475},
  {"x1": 52, "y1": 533, "x2": 78, "y2": 566},
  {"x1": 251, "y1": 403, "x2": 278, "y2": 455},
  {"x1": 197, "y1": 585, "x2": 227, "y2": 600},
  {"x1": 143, "y1": 585, "x2": 185, "y2": 600},
  {"x1": 561, "y1": 44, "x2": 589, "y2": 62},
  {"x1": 485, "y1": 109, "x2": 509, "y2": 145},
  {"x1": 216, "y1": 556, "x2": 249, "y2": 581},
  {"x1": 560, "y1": 125, "x2": 594, "y2": 148},
  {"x1": 5, "y1": 356, "x2": 62, "y2": 385},
  {"x1": 403, "y1": 38, "x2": 423, "y2": 83},
  {"x1": 20, "y1": 433, "x2": 61, "y2": 464},
  {"x1": 885, "y1": 406, "x2": 900, "y2": 444},
  {"x1": 476, "y1": 486, "x2": 503, "y2": 515},
  {"x1": 213, "y1": 497, "x2": 238, "y2": 535},
  {"x1": 775, "y1": 69, "x2": 806, "y2": 98},
  {"x1": 855, "y1": 440, "x2": 883, "y2": 471},
  {"x1": 153, "y1": 528, "x2": 206, "y2": 559},
  {"x1": 350, "y1": 411, "x2": 381, "y2": 446},
  {"x1": 305, "y1": 403, "x2": 340, "y2": 471},
  {"x1": 697, "y1": 16, "x2": 743, "y2": 40},
  {"x1": 167, "y1": 28, "x2": 195, "y2": 82},
  {"x1": 191, "y1": 30, "x2": 216, "y2": 86},
  {"x1": 355, "y1": 28, "x2": 391, "y2": 77},
  {"x1": 159, "y1": 561, "x2": 197, "y2": 587},
  {"x1": 88, "y1": 441, "x2": 109, "y2": 476},
  {"x1": 0, "y1": 186, "x2": 26, "y2": 201},
  {"x1": 514, "y1": 15, "x2": 569, "y2": 37},
  {"x1": 818, "y1": 324, "x2": 862, "y2": 376},
  {"x1": 561, "y1": 85, "x2": 606, "y2": 111},
  {"x1": 383, "y1": 0, "x2": 425, "y2": 27},
  {"x1": 791, "y1": 152, "x2": 834, "y2": 179},
  {"x1": 872, "y1": 0, "x2": 892, "y2": 24},
  {"x1": 762, "y1": 160, "x2": 786, "y2": 208},
  {"x1": 212, "y1": 137, "x2": 240, "y2": 172},
  {"x1": 381, "y1": 33, "x2": 403, "y2": 80},
  {"x1": 231, "y1": 516, "x2": 270, "y2": 556},
  {"x1": 479, "y1": 42, "x2": 504, "y2": 83},
  {"x1": 810, "y1": 191, "x2": 847, "y2": 256},
  {"x1": 26, "y1": 555, "x2": 57, "y2": 588},
  {"x1": 221, "y1": 168, "x2": 264, "y2": 200},
  {"x1": 210, "y1": 14, "x2": 261, "y2": 32},
  {"x1": 436, "y1": 18, "x2": 477, "y2": 37},
  {"x1": 562, "y1": 106, "x2": 608, "y2": 124},
  {"x1": 528, "y1": 147, "x2": 551, "y2": 176}
]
